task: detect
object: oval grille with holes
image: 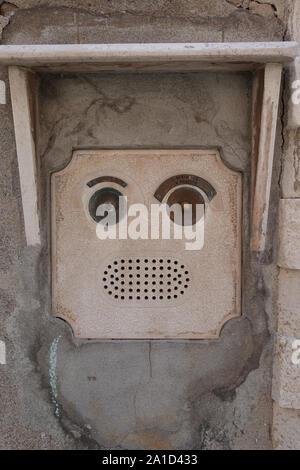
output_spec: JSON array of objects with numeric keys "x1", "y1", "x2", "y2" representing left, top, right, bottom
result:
[{"x1": 102, "y1": 258, "x2": 190, "y2": 302}]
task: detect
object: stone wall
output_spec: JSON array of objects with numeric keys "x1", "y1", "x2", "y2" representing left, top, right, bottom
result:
[
  {"x1": 0, "y1": 0, "x2": 298, "y2": 450},
  {"x1": 271, "y1": 0, "x2": 300, "y2": 450}
]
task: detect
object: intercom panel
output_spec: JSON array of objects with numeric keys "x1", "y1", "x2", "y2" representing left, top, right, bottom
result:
[{"x1": 51, "y1": 149, "x2": 242, "y2": 339}]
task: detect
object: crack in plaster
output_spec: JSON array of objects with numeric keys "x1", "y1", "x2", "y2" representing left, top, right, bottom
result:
[
  {"x1": 278, "y1": 70, "x2": 286, "y2": 189},
  {"x1": 225, "y1": 0, "x2": 278, "y2": 17},
  {"x1": 293, "y1": 129, "x2": 300, "y2": 192},
  {"x1": 0, "y1": 0, "x2": 282, "y2": 34}
]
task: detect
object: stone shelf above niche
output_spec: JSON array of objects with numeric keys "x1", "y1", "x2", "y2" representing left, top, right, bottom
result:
[
  {"x1": 0, "y1": 41, "x2": 298, "y2": 251},
  {"x1": 0, "y1": 42, "x2": 297, "y2": 72}
]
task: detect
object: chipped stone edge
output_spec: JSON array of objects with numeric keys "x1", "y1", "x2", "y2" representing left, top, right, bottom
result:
[{"x1": 0, "y1": 42, "x2": 298, "y2": 67}]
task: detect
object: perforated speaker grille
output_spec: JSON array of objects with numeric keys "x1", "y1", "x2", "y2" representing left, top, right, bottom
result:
[{"x1": 102, "y1": 257, "x2": 190, "y2": 303}]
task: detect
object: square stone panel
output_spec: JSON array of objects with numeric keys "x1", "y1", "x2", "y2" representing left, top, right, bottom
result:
[
  {"x1": 277, "y1": 268, "x2": 300, "y2": 337},
  {"x1": 278, "y1": 199, "x2": 300, "y2": 270},
  {"x1": 272, "y1": 334, "x2": 300, "y2": 409},
  {"x1": 51, "y1": 149, "x2": 242, "y2": 339},
  {"x1": 273, "y1": 403, "x2": 300, "y2": 450}
]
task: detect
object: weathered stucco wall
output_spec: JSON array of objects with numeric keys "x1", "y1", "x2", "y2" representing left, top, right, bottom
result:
[
  {"x1": 271, "y1": 0, "x2": 300, "y2": 450},
  {"x1": 0, "y1": 1, "x2": 288, "y2": 43},
  {"x1": 0, "y1": 0, "x2": 296, "y2": 450}
]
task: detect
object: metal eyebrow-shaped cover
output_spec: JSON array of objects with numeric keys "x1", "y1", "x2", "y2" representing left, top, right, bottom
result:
[
  {"x1": 86, "y1": 176, "x2": 127, "y2": 188},
  {"x1": 154, "y1": 174, "x2": 217, "y2": 202}
]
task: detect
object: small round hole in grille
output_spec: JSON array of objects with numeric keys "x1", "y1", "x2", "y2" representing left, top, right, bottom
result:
[{"x1": 102, "y1": 258, "x2": 190, "y2": 302}]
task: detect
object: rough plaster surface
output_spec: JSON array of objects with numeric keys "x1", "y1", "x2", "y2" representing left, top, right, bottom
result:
[
  {"x1": 0, "y1": 69, "x2": 73, "y2": 449},
  {"x1": 0, "y1": 15, "x2": 8, "y2": 39},
  {"x1": 0, "y1": 0, "x2": 286, "y2": 45},
  {"x1": 287, "y1": 58, "x2": 300, "y2": 130},
  {"x1": 274, "y1": 0, "x2": 300, "y2": 449},
  {"x1": 277, "y1": 268, "x2": 300, "y2": 337},
  {"x1": 273, "y1": 402, "x2": 300, "y2": 449},
  {"x1": 281, "y1": 128, "x2": 300, "y2": 197},
  {"x1": 281, "y1": 3, "x2": 300, "y2": 196},
  {"x1": 0, "y1": 0, "x2": 287, "y2": 20},
  {"x1": 272, "y1": 334, "x2": 300, "y2": 409},
  {"x1": 278, "y1": 198, "x2": 300, "y2": 269},
  {"x1": 0, "y1": 0, "x2": 288, "y2": 450}
]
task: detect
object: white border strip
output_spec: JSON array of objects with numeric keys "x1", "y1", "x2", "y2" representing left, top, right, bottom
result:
[
  {"x1": 0, "y1": 42, "x2": 298, "y2": 66},
  {"x1": 9, "y1": 66, "x2": 40, "y2": 246}
]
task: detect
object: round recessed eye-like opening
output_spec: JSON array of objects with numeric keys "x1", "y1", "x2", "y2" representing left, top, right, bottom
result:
[
  {"x1": 166, "y1": 186, "x2": 205, "y2": 226},
  {"x1": 89, "y1": 187, "x2": 124, "y2": 224}
]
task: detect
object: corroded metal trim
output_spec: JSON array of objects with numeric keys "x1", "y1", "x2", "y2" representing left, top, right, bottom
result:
[
  {"x1": 87, "y1": 176, "x2": 127, "y2": 188},
  {"x1": 154, "y1": 174, "x2": 217, "y2": 202}
]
